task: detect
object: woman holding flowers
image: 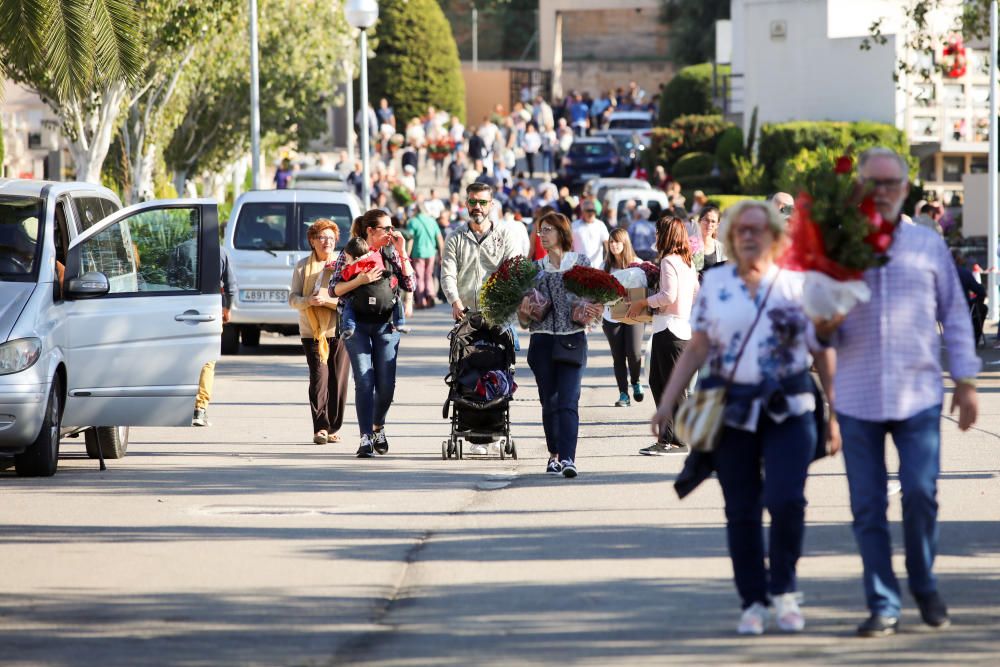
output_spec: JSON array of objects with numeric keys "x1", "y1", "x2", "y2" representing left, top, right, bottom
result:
[
  {"x1": 650, "y1": 200, "x2": 838, "y2": 636},
  {"x1": 602, "y1": 228, "x2": 646, "y2": 407},
  {"x1": 628, "y1": 216, "x2": 699, "y2": 456},
  {"x1": 517, "y1": 212, "x2": 603, "y2": 478}
]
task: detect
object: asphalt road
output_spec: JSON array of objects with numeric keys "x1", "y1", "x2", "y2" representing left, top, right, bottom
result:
[{"x1": 2, "y1": 305, "x2": 999, "y2": 666}]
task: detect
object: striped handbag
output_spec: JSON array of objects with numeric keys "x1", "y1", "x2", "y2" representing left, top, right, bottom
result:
[{"x1": 674, "y1": 272, "x2": 780, "y2": 452}]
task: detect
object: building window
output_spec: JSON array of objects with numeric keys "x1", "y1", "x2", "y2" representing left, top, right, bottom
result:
[
  {"x1": 27, "y1": 133, "x2": 42, "y2": 149},
  {"x1": 913, "y1": 116, "x2": 937, "y2": 138},
  {"x1": 942, "y1": 156, "x2": 964, "y2": 182},
  {"x1": 942, "y1": 84, "x2": 964, "y2": 108},
  {"x1": 970, "y1": 157, "x2": 988, "y2": 173},
  {"x1": 913, "y1": 83, "x2": 935, "y2": 107},
  {"x1": 919, "y1": 156, "x2": 936, "y2": 182}
]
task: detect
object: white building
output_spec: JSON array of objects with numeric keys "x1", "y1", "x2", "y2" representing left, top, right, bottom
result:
[
  {"x1": 0, "y1": 81, "x2": 66, "y2": 180},
  {"x1": 729, "y1": 0, "x2": 985, "y2": 205}
]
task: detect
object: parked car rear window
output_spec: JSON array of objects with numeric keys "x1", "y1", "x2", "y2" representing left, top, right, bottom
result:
[
  {"x1": 299, "y1": 203, "x2": 353, "y2": 251},
  {"x1": 234, "y1": 203, "x2": 294, "y2": 250},
  {"x1": 570, "y1": 143, "x2": 615, "y2": 157},
  {"x1": 74, "y1": 197, "x2": 119, "y2": 231},
  {"x1": 0, "y1": 196, "x2": 44, "y2": 280},
  {"x1": 609, "y1": 118, "x2": 652, "y2": 130}
]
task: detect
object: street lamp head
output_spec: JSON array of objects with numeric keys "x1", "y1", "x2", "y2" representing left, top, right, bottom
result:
[{"x1": 344, "y1": 0, "x2": 379, "y2": 29}]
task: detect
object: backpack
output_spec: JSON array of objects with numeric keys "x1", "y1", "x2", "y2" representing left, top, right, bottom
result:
[{"x1": 350, "y1": 249, "x2": 399, "y2": 318}]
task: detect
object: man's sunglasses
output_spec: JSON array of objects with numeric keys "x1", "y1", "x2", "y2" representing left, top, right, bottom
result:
[{"x1": 467, "y1": 198, "x2": 491, "y2": 207}]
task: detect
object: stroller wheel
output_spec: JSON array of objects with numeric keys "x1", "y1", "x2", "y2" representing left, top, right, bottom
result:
[
  {"x1": 441, "y1": 440, "x2": 449, "y2": 460},
  {"x1": 510, "y1": 439, "x2": 518, "y2": 460},
  {"x1": 499, "y1": 439, "x2": 506, "y2": 461}
]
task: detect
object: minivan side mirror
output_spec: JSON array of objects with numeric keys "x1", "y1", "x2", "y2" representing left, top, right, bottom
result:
[{"x1": 65, "y1": 271, "x2": 110, "y2": 300}]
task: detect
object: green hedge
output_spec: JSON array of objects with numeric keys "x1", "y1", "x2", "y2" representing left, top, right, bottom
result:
[
  {"x1": 643, "y1": 114, "x2": 734, "y2": 173},
  {"x1": 707, "y1": 194, "x2": 767, "y2": 212},
  {"x1": 758, "y1": 121, "x2": 910, "y2": 189},
  {"x1": 659, "y1": 63, "x2": 729, "y2": 125},
  {"x1": 715, "y1": 126, "x2": 744, "y2": 168},
  {"x1": 368, "y1": 0, "x2": 466, "y2": 124},
  {"x1": 672, "y1": 152, "x2": 715, "y2": 180}
]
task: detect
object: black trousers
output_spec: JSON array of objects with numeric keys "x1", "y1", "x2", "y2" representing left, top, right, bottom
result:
[
  {"x1": 601, "y1": 319, "x2": 644, "y2": 393},
  {"x1": 647, "y1": 328, "x2": 687, "y2": 445},
  {"x1": 302, "y1": 337, "x2": 350, "y2": 434}
]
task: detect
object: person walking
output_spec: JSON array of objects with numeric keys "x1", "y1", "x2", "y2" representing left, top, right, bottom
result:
[
  {"x1": 627, "y1": 206, "x2": 657, "y2": 262},
  {"x1": 406, "y1": 201, "x2": 445, "y2": 309},
  {"x1": 331, "y1": 209, "x2": 415, "y2": 458},
  {"x1": 522, "y1": 122, "x2": 542, "y2": 178},
  {"x1": 440, "y1": 182, "x2": 518, "y2": 322},
  {"x1": 288, "y1": 219, "x2": 351, "y2": 444},
  {"x1": 518, "y1": 212, "x2": 603, "y2": 478},
  {"x1": 191, "y1": 247, "x2": 237, "y2": 427},
  {"x1": 651, "y1": 200, "x2": 838, "y2": 635},
  {"x1": 571, "y1": 201, "x2": 609, "y2": 269},
  {"x1": 696, "y1": 205, "x2": 726, "y2": 273},
  {"x1": 629, "y1": 216, "x2": 699, "y2": 455},
  {"x1": 824, "y1": 148, "x2": 980, "y2": 637},
  {"x1": 602, "y1": 229, "x2": 645, "y2": 408}
]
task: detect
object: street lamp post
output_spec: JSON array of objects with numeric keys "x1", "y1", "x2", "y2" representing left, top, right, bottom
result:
[
  {"x1": 345, "y1": 0, "x2": 379, "y2": 210},
  {"x1": 249, "y1": 0, "x2": 262, "y2": 189}
]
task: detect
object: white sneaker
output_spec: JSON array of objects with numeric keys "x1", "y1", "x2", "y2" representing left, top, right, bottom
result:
[
  {"x1": 737, "y1": 602, "x2": 768, "y2": 635},
  {"x1": 773, "y1": 592, "x2": 805, "y2": 632},
  {"x1": 469, "y1": 444, "x2": 489, "y2": 456}
]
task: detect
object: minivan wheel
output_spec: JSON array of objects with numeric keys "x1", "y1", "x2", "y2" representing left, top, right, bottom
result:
[
  {"x1": 221, "y1": 324, "x2": 240, "y2": 355},
  {"x1": 85, "y1": 426, "x2": 129, "y2": 460},
  {"x1": 15, "y1": 376, "x2": 62, "y2": 477},
  {"x1": 240, "y1": 325, "x2": 261, "y2": 347}
]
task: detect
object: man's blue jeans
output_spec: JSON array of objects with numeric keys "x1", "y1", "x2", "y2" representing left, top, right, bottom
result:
[
  {"x1": 712, "y1": 412, "x2": 815, "y2": 609},
  {"x1": 526, "y1": 333, "x2": 585, "y2": 462},
  {"x1": 838, "y1": 404, "x2": 942, "y2": 617},
  {"x1": 344, "y1": 320, "x2": 401, "y2": 436}
]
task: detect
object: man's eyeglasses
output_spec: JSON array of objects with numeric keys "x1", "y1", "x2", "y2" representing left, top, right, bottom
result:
[
  {"x1": 467, "y1": 198, "x2": 491, "y2": 208},
  {"x1": 582, "y1": 208, "x2": 596, "y2": 214},
  {"x1": 862, "y1": 177, "x2": 906, "y2": 191}
]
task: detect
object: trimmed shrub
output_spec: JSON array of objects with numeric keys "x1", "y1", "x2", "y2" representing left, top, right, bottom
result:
[
  {"x1": 643, "y1": 115, "x2": 734, "y2": 173},
  {"x1": 368, "y1": 0, "x2": 466, "y2": 125},
  {"x1": 758, "y1": 121, "x2": 911, "y2": 189},
  {"x1": 659, "y1": 63, "x2": 729, "y2": 125},
  {"x1": 672, "y1": 151, "x2": 715, "y2": 180},
  {"x1": 707, "y1": 194, "x2": 767, "y2": 212},
  {"x1": 715, "y1": 126, "x2": 744, "y2": 167}
]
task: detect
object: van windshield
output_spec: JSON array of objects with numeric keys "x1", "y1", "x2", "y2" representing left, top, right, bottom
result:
[
  {"x1": 0, "y1": 196, "x2": 44, "y2": 281},
  {"x1": 234, "y1": 202, "x2": 294, "y2": 251}
]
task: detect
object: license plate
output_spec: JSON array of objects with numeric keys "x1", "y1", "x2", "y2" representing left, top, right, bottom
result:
[{"x1": 241, "y1": 289, "x2": 288, "y2": 303}]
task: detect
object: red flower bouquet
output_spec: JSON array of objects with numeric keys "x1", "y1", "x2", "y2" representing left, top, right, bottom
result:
[
  {"x1": 428, "y1": 137, "x2": 454, "y2": 162},
  {"x1": 563, "y1": 265, "x2": 626, "y2": 325},
  {"x1": 779, "y1": 148, "x2": 891, "y2": 319},
  {"x1": 479, "y1": 255, "x2": 540, "y2": 326}
]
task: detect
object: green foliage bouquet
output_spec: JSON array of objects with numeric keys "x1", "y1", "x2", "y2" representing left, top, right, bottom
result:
[{"x1": 479, "y1": 256, "x2": 540, "y2": 327}]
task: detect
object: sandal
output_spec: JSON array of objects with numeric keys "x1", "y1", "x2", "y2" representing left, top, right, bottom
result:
[
  {"x1": 313, "y1": 430, "x2": 328, "y2": 444},
  {"x1": 327, "y1": 432, "x2": 341, "y2": 442}
]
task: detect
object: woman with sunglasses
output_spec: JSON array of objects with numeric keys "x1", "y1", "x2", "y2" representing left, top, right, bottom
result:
[{"x1": 331, "y1": 209, "x2": 415, "y2": 458}]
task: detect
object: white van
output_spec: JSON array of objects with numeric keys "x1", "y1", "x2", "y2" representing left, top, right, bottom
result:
[
  {"x1": 0, "y1": 179, "x2": 221, "y2": 476},
  {"x1": 602, "y1": 187, "x2": 670, "y2": 228},
  {"x1": 222, "y1": 189, "x2": 362, "y2": 353}
]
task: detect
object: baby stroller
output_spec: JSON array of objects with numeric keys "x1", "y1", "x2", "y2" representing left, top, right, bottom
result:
[{"x1": 441, "y1": 311, "x2": 518, "y2": 460}]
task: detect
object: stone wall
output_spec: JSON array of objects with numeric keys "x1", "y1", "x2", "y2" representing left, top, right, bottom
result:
[{"x1": 561, "y1": 7, "x2": 668, "y2": 61}]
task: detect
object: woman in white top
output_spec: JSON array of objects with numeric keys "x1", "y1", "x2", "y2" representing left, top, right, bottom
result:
[
  {"x1": 521, "y1": 122, "x2": 543, "y2": 178},
  {"x1": 627, "y1": 216, "x2": 699, "y2": 455},
  {"x1": 650, "y1": 200, "x2": 839, "y2": 636}
]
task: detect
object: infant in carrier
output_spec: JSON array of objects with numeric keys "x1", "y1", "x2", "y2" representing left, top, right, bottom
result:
[{"x1": 337, "y1": 237, "x2": 409, "y2": 339}]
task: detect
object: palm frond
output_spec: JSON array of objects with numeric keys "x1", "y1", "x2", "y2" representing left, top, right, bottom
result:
[
  {"x1": 91, "y1": 0, "x2": 144, "y2": 86},
  {"x1": 0, "y1": 0, "x2": 49, "y2": 76},
  {"x1": 44, "y1": 0, "x2": 95, "y2": 98}
]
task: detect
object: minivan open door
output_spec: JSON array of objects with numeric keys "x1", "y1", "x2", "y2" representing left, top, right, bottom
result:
[{"x1": 60, "y1": 200, "x2": 221, "y2": 428}]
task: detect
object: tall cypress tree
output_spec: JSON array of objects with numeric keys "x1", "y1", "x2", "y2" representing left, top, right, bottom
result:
[{"x1": 368, "y1": 0, "x2": 466, "y2": 124}]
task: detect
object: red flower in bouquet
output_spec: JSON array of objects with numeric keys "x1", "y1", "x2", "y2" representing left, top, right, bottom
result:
[
  {"x1": 563, "y1": 265, "x2": 627, "y2": 304},
  {"x1": 479, "y1": 255, "x2": 540, "y2": 326},
  {"x1": 779, "y1": 149, "x2": 893, "y2": 281}
]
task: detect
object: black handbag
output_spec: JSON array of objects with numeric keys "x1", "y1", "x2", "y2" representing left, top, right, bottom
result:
[{"x1": 552, "y1": 332, "x2": 586, "y2": 367}]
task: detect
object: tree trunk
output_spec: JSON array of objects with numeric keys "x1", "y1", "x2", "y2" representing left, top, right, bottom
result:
[
  {"x1": 173, "y1": 168, "x2": 189, "y2": 197},
  {"x1": 64, "y1": 82, "x2": 127, "y2": 183}
]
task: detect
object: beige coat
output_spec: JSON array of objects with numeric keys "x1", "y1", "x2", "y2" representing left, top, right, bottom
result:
[{"x1": 289, "y1": 257, "x2": 339, "y2": 338}]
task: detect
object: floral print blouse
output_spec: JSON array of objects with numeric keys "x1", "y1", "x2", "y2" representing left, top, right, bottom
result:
[{"x1": 691, "y1": 264, "x2": 823, "y2": 430}]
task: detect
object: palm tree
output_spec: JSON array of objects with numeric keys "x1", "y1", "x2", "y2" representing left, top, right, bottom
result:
[{"x1": 0, "y1": 0, "x2": 143, "y2": 100}]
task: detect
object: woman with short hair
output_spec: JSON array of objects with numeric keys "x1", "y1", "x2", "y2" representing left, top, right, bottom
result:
[{"x1": 651, "y1": 200, "x2": 839, "y2": 635}]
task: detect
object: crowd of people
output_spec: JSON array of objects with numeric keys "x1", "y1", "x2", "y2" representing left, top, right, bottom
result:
[{"x1": 259, "y1": 127, "x2": 990, "y2": 643}]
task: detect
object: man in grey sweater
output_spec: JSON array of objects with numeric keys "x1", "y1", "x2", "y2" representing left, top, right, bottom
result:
[{"x1": 441, "y1": 182, "x2": 518, "y2": 321}]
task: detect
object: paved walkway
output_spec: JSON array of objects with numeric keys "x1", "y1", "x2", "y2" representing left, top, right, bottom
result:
[{"x1": 1, "y1": 306, "x2": 999, "y2": 666}]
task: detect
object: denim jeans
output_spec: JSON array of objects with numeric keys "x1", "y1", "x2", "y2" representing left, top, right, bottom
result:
[
  {"x1": 344, "y1": 319, "x2": 401, "y2": 436},
  {"x1": 526, "y1": 333, "x2": 586, "y2": 462},
  {"x1": 838, "y1": 404, "x2": 942, "y2": 617},
  {"x1": 712, "y1": 411, "x2": 816, "y2": 609}
]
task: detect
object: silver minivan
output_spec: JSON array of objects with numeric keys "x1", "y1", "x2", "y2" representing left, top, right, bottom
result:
[{"x1": 0, "y1": 179, "x2": 222, "y2": 476}]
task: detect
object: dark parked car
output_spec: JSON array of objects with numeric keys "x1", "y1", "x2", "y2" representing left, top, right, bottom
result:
[{"x1": 559, "y1": 137, "x2": 623, "y2": 189}]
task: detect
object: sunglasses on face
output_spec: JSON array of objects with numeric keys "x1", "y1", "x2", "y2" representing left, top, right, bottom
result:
[{"x1": 467, "y1": 198, "x2": 491, "y2": 207}]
